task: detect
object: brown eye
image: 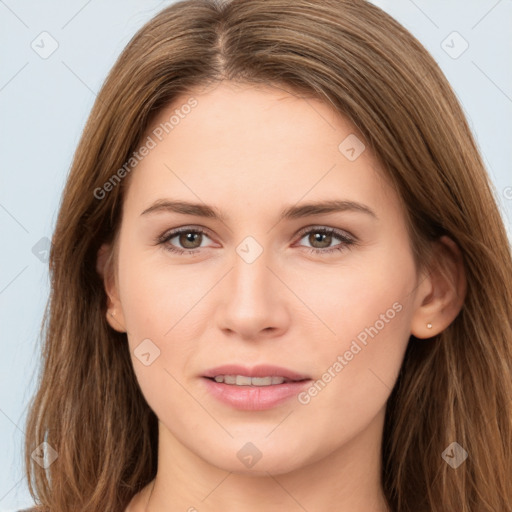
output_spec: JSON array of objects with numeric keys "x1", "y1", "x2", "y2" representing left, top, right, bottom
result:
[
  {"x1": 308, "y1": 231, "x2": 333, "y2": 249},
  {"x1": 157, "y1": 227, "x2": 214, "y2": 255},
  {"x1": 178, "y1": 231, "x2": 203, "y2": 249},
  {"x1": 297, "y1": 226, "x2": 356, "y2": 255}
]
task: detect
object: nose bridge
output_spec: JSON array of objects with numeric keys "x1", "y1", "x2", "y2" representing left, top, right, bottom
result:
[
  {"x1": 231, "y1": 236, "x2": 273, "y2": 302},
  {"x1": 215, "y1": 235, "x2": 288, "y2": 336}
]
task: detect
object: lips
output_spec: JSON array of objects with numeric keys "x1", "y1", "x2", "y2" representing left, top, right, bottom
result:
[
  {"x1": 201, "y1": 364, "x2": 312, "y2": 410},
  {"x1": 202, "y1": 364, "x2": 311, "y2": 382}
]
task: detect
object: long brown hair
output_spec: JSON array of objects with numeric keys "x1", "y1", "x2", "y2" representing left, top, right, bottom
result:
[{"x1": 24, "y1": 0, "x2": 512, "y2": 510}]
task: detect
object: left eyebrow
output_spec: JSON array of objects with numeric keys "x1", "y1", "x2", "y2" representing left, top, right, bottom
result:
[
  {"x1": 140, "y1": 198, "x2": 378, "y2": 221},
  {"x1": 280, "y1": 199, "x2": 377, "y2": 220}
]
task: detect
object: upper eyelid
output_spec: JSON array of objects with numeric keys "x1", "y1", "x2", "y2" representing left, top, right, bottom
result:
[
  {"x1": 161, "y1": 225, "x2": 216, "y2": 242},
  {"x1": 295, "y1": 225, "x2": 354, "y2": 239}
]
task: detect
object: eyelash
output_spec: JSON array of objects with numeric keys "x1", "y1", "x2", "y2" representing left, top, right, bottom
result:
[{"x1": 156, "y1": 225, "x2": 356, "y2": 256}]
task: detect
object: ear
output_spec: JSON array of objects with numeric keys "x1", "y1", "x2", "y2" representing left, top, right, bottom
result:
[
  {"x1": 96, "y1": 242, "x2": 127, "y2": 333},
  {"x1": 411, "y1": 235, "x2": 467, "y2": 339}
]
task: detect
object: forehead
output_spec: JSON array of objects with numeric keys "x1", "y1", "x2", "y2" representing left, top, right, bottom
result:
[{"x1": 124, "y1": 81, "x2": 399, "y2": 222}]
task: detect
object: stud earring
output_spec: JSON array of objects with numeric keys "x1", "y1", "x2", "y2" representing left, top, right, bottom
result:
[{"x1": 427, "y1": 322, "x2": 432, "y2": 329}]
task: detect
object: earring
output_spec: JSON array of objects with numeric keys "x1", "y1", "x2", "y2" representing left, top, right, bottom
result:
[{"x1": 427, "y1": 322, "x2": 432, "y2": 329}]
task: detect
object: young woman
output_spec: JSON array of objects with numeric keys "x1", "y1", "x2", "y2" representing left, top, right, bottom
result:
[{"x1": 22, "y1": 0, "x2": 512, "y2": 511}]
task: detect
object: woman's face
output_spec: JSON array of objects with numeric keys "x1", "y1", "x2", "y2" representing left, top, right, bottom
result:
[{"x1": 105, "y1": 81, "x2": 428, "y2": 475}]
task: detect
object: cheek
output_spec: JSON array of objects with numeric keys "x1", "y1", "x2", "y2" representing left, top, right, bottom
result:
[
  {"x1": 116, "y1": 241, "x2": 227, "y2": 405},
  {"x1": 294, "y1": 248, "x2": 415, "y2": 422},
  {"x1": 116, "y1": 249, "x2": 201, "y2": 418},
  {"x1": 294, "y1": 247, "x2": 414, "y2": 347},
  {"x1": 117, "y1": 241, "x2": 203, "y2": 341}
]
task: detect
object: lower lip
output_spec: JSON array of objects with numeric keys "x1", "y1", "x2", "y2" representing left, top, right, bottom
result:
[{"x1": 202, "y1": 377, "x2": 312, "y2": 411}]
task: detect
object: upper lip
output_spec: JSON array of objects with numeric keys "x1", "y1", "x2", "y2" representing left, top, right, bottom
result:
[{"x1": 203, "y1": 364, "x2": 311, "y2": 382}]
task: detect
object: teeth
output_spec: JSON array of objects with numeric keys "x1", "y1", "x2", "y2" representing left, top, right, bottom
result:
[
  {"x1": 236, "y1": 375, "x2": 252, "y2": 385},
  {"x1": 212, "y1": 375, "x2": 289, "y2": 386}
]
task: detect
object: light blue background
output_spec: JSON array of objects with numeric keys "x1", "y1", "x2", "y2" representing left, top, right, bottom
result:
[{"x1": 1, "y1": 0, "x2": 511, "y2": 509}]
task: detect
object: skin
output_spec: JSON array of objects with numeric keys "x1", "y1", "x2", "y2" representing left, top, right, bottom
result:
[{"x1": 97, "y1": 81, "x2": 466, "y2": 512}]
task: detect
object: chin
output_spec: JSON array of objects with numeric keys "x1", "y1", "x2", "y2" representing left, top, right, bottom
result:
[{"x1": 202, "y1": 442, "x2": 312, "y2": 476}]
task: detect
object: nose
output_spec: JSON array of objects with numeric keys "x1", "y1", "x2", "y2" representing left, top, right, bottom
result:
[{"x1": 215, "y1": 244, "x2": 290, "y2": 340}]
